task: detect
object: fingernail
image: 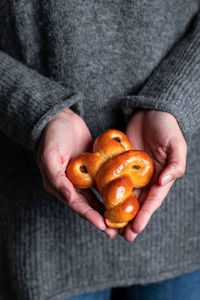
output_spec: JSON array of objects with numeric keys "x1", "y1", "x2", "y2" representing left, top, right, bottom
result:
[
  {"x1": 104, "y1": 232, "x2": 115, "y2": 239},
  {"x1": 108, "y1": 235, "x2": 116, "y2": 239},
  {"x1": 162, "y1": 174, "x2": 172, "y2": 185},
  {"x1": 126, "y1": 233, "x2": 138, "y2": 243},
  {"x1": 100, "y1": 224, "x2": 107, "y2": 231},
  {"x1": 132, "y1": 233, "x2": 138, "y2": 240},
  {"x1": 61, "y1": 189, "x2": 69, "y2": 199}
]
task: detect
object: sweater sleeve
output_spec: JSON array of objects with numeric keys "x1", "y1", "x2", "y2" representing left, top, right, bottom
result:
[
  {"x1": 121, "y1": 12, "x2": 200, "y2": 143},
  {"x1": 0, "y1": 51, "x2": 83, "y2": 153}
]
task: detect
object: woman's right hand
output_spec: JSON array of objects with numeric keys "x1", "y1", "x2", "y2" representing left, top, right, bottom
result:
[{"x1": 37, "y1": 107, "x2": 117, "y2": 238}]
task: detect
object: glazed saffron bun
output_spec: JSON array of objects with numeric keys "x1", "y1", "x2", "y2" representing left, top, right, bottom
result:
[{"x1": 66, "y1": 129, "x2": 154, "y2": 228}]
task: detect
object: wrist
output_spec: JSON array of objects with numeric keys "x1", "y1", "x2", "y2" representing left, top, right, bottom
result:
[{"x1": 53, "y1": 107, "x2": 77, "y2": 120}]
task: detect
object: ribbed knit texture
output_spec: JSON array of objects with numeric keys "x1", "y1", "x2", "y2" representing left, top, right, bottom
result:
[
  {"x1": 0, "y1": 1, "x2": 200, "y2": 299},
  {"x1": 121, "y1": 13, "x2": 200, "y2": 143},
  {"x1": 0, "y1": 51, "x2": 84, "y2": 155}
]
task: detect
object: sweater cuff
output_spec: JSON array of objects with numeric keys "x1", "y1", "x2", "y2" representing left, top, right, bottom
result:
[
  {"x1": 121, "y1": 94, "x2": 191, "y2": 143},
  {"x1": 0, "y1": 51, "x2": 84, "y2": 153},
  {"x1": 31, "y1": 92, "x2": 84, "y2": 157},
  {"x1": 121, "y1": 12, "x2": 200, "y2": 144}
]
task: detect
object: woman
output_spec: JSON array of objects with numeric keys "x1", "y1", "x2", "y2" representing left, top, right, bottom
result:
[{"x1": 0, "y1": 0, "x2": 200, "y2": 299}]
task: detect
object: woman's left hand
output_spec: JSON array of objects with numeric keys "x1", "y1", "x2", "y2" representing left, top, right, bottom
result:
[{"x1": 119, "y1": 109, "x2": 187, "y2": 242}]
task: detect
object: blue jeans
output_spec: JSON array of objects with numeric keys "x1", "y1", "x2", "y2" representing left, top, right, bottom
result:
[
  {"x1": 65, "y1": 268, "x2": 200, "y2": 300},
  {"x1": 66, "y1": 290, "x2": 111, "y2": 300}
]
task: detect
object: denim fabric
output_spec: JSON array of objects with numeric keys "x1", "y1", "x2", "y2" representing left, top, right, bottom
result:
[
  {"x1": 66, "y1": 268, "x2": 200, "y2": 300},
  {"x1": 114, "y1": 268, "x2": 200, "y2": 300},
  {"x1": 65, "y1": 289, "x2": 111, "y2": 300}
]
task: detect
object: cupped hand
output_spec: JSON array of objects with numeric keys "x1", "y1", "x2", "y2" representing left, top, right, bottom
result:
[
  {"x1": 37, "y1": 108, "x2": 117, "y2": 238},
  {"x1": 119, "y1": 109, "x2": 187, "y2": 242}
]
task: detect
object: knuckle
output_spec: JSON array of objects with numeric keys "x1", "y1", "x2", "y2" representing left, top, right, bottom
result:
[
  {"x1": 176, "y1": 164, "x2": 185, "y2": 177},
  {"x1": 67, "y1": 195, "x2": 76, "y2": 208},
  {"x1": 180, "y1": 139, "x2": 187, "y2": 157},
  {"x1": 141, "y1": 207, "x2": 151, "y2": 218},
  {"x1": 133, "y1": 223, "x2": 143, "y2": 234},
  {"x1": 147, "y1": 196, "x2": 161, "y2": 210},
  {"x1": 178, "y1": 137, "x2": 187, "y2": 153},
  {"x1": 80, "y1": 208, "x2": 90, "y2": 219},
  {"x1": 83, "y1": 207, "x2": 93, "y2": 219},
  {"x1": 144, "y1": 197, "x2": 162, "y2": 214},
  {"x1": 182, "y1": 139, "x2": 187, "y2": 151}
]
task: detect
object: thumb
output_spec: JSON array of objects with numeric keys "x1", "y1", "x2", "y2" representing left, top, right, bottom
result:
[{"x1": 159, "y1": 135, "x2": 187, "y2": 186}]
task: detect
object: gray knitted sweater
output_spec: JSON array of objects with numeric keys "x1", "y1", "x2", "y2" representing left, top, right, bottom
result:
[{"x1": 0, "y1": 0, "x2": 200, "y2": 299}]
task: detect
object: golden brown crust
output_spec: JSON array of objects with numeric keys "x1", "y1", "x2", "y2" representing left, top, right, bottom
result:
[
  {"x1": 93, "y1": 129, "x2": 133, "y2": 159},
  {"x1": 66, "y1": 129, "x2": 154, "y2": 228},
  {"x1": 66, "y1": 153, "x2": 104, "y2": 189}
]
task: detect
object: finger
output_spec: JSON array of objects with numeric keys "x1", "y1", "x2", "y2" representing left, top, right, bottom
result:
[
  {"x1": 123, "y1": 222, "x2": 138, "y2": 243},
  {"x1": 104, "y1": 227, "x2": 118, "y2": 239},
  {"x1": 133, "y1": 188, "x2": 142, "y2": 200},
  {"x1": 131, "y1": 180, "x2": 174, "y2": 234},
  {"x1": 67, "y1": 190, "x2": 117, "y2": 238},
  {"x1": 66, "y1": 190, "x2": 107, "y2": 231},
  {"x1": 159, "y1": 136, "x2": 187, "y2": 186},
  {"x1": 81, "y1": 190, "x2": 117, "y2": 238},
  {"x1": 41, "y1": 169, "x2": 107, "y2": 231}
]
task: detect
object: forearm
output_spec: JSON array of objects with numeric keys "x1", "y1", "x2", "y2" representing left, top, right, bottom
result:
[
  {"x1": 121, "y1": 12, "x2": 200, "y2": 142},
  {"x1": 0, "y1": 51, "x2": 83, "y2": 153}
]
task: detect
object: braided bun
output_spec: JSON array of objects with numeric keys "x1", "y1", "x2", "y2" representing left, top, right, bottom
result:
[{"x1": 66, "y1": 129, "x2": 154, "y2": 228}]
